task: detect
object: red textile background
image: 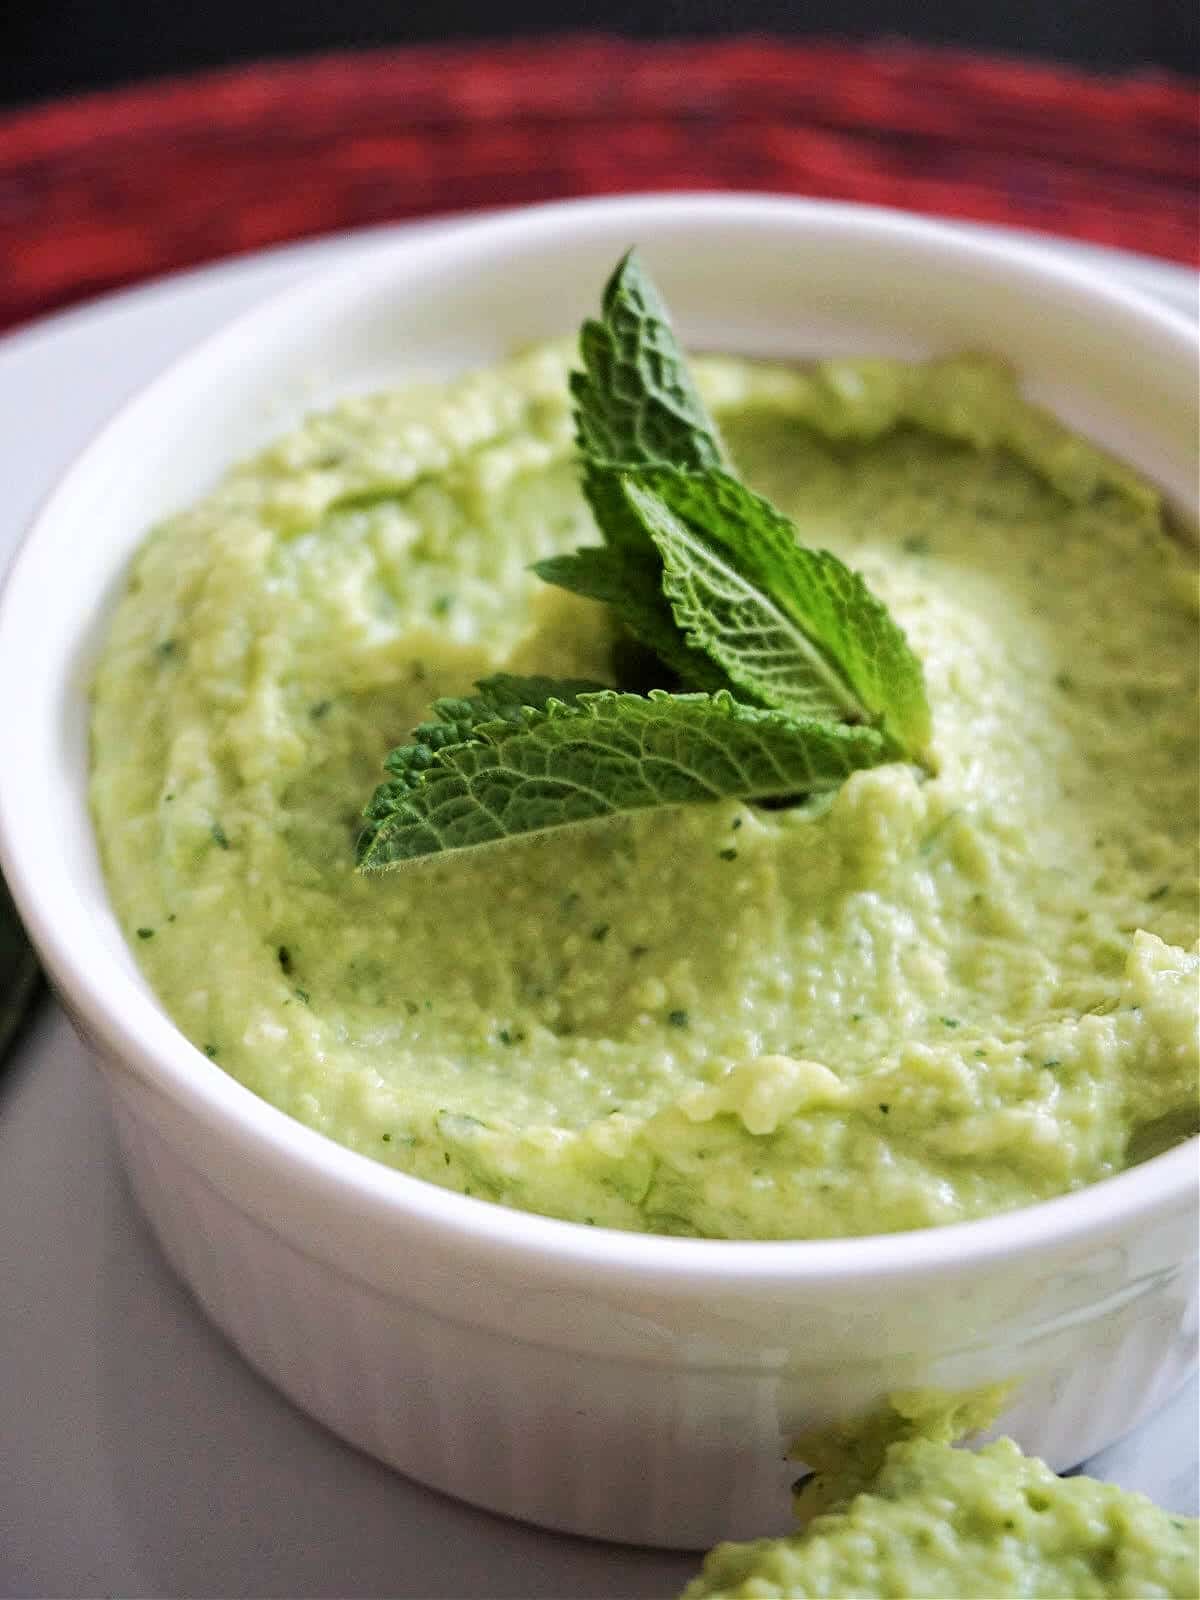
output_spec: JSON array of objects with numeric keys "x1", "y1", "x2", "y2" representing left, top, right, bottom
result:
[{"x1": 1, "y1": 36, "x2": 1196, "y2": 334}]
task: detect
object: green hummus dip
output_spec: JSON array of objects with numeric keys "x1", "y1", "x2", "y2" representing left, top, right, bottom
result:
[
  {"x1": 90, "y1": 344, "x2": 1199, "y2": 1238},
  {"x1": 681, "y1": 1435, "x2": 1200, "y2": 1599}
]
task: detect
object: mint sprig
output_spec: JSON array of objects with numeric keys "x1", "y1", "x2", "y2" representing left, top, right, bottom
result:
[{"x1": 358, "y1": 252, "x2": 932, "y2": 869}]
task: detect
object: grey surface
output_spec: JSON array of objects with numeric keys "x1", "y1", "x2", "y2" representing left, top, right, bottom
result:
[{"x1": 0, "y1": 223, "x2": 1196, "y2": 1598}]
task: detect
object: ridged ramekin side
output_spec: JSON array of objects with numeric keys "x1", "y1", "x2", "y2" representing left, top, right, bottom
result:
[
  {"x1": 108, "y1": 1077, "x2": 799, "y2": 1548},
  {"x1": 103, "y1": 1054, "x2": 1197, "y2": 1549}
]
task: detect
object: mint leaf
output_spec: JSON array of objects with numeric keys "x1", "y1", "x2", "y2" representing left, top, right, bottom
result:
[
  {"x1": 572, "y1": 250, "x2": 725, "y2": 555},
  {"x1": 621, "y1": 468, "x2": 933, "y2": 759},
  {"x1": 531, "y1": 547, "x2": 736, "y2": 695},
  {"x1": 573, "y1": 249, "x2": 723, "y2": 473},
  {"x1": 358, "y1": 689, "x2": 889, "y2": 869}
]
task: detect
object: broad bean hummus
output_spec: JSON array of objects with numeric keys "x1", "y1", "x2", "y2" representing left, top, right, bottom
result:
[
  {"x1": 682, "y1": 1435, "x2": 1200, "y2": 1598},
  {"x1": 685, "y1": 1390, "x2": 1200, "y2": 1597},
  {"x1": 90, "y1": 344, "x2": 1199, "y2": 1238}
]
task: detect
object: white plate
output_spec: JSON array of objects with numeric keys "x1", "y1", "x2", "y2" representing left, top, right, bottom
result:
[{"x1": 0, "y1": 218, "x2": 1195, "y2": 1598}]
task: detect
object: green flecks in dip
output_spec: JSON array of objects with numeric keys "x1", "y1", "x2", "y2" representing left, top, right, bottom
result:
[{"x1": 90, "y1": 345, "x2": 1200, "y2": 1238}]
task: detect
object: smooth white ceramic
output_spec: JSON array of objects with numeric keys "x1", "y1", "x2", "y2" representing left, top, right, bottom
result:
[{"x1": 0, "y1": 195, "x2": 1196, "y2": 1550}]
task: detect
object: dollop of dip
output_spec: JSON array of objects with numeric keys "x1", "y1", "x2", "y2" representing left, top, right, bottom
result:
[
  {"x1": 90, "y1": 345, "x2": 1199, "y2": 1237},
  {"x1": 682, "y1": 1434, "x2": 1199, "y2": 1599}
]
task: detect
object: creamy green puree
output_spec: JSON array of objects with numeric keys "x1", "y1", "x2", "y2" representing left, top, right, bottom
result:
[
  {"x1": 90, "y1": 345, "x2": 1199, "y2": 1237},
  {"x1": 687, "y1": 1392, "x2": 1200, "y2": 1597},
  {"x1": 682, "y1": 1436, "x2": 1200, "y2": 1599}
]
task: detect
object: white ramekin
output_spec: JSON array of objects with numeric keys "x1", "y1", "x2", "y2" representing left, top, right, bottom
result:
[{"x1": 0, "y1": 196, "x2": 1196, "y2": 1550}]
